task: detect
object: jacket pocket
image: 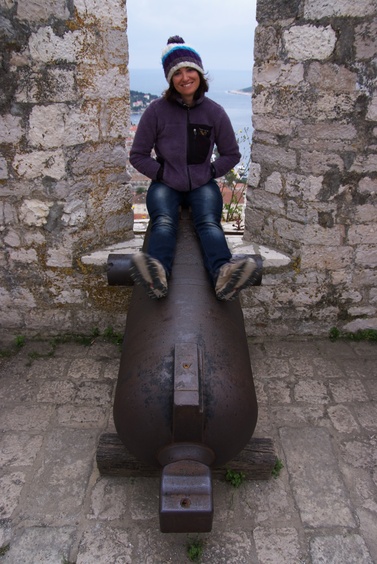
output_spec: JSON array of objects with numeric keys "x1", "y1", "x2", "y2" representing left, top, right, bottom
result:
[{"x1": 187, "y1": 124, "x2": 212, "y2": 164}]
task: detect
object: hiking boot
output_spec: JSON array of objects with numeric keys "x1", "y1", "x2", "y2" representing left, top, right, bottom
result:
[
  {"x1": 215, "y1": 257, "x2": 259, "y2": 301},
  {"x1": 130, "y1": 252, "x2": 168, "y2": 299}
]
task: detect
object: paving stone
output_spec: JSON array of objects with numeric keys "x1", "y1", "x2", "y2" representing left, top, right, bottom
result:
[
  {"x1": 0, "y1": 472, "x2": 26, "y2": 518},
  {"x1": 353, "y1": 403, "x2": 377, "y2": 431},
  {"x1": 199, "y1": 530, "x2": 256, "y2": 564},
  {"x1": 241, "y1": 478, "x2": 293, "y2": 525},
  {"x1": 36, "y1": 379, "x2": 76, "y2": 403},
  {"x1": 253, "y1": 526, "x2": 302, "y2": 563},
  {"x1": 327, "y1": 405, "x2": 360, "y2": 434},
  {"x1": 67, "y1": 358, "x2": 103, "y2": 380},
  {"x1": 20, "y1": 429, "x2": 98, "y2": 523},
  {"x1": 294, "y1": 379, "x2": 330, "y2": 404},
  {"x1": 0, "y1": 433, "x2": 43, "y2": 467},
  {"x1": 328, "y1": 378, "x2": 369, "y2": 403},
  {"x1": 57, "y1": 405, "x2": 109, "y2": 428},
  {"x1": 280, "y1": 426, "x2": 355, "y2": 527},
  {"x1": 76, "y1": 525, "x2": 134, "y2": 564},
  {"x1": 73, "y1": 381, "x2": 113, "y2": 406},
  {"x1": 0, "y1": 404, "x2": 53, "y2": 431},
  {"x1": 2, "y1": 526, "x2": 76, "y2": 564},
  {"x1": 340, "y1": 437, "x2": 377, "y2": 469},
  {"x1": 88, "y1": 476, "x2": 129, "y2": 521},
  {"x1": 310, "y1": 534, "x2": 373, "y2": 564}
]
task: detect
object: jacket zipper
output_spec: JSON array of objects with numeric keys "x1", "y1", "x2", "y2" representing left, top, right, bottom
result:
[{"x1": 185, "y1": 105, "x2": 192, "y2": 190}]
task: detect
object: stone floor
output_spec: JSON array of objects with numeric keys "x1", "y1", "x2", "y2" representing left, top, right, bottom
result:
[{"x1": 0, "y1": 335, "x2": 376, "y2": 563}]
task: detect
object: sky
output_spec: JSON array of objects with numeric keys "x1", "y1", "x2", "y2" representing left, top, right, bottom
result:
[{"x1": 126, "y1": 0, "x2": 257, "y2": 71}]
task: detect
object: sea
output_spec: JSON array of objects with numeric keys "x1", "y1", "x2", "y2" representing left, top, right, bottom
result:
[{"x1": 129, "y1": 68, "x2": 253, "y2": 161}]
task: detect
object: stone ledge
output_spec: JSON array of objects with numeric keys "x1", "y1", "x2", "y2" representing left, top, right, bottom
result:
[{"x1": 81, "y1": 235, "x2": 291, "y2": 269}]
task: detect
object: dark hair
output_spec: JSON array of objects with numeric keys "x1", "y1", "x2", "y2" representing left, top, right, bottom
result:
[{"x1": 163, "y1": 71, "x2": 209, "y2": 103}]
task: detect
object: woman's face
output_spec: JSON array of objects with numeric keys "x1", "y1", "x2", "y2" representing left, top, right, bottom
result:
[{"x1": 171, "y1": 67, "x2": 201, "y2": 104}]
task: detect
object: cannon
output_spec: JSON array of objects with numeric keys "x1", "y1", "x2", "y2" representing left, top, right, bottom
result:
[{"x1": 97, "y1": 209, "x2": 276, "y2": 533}]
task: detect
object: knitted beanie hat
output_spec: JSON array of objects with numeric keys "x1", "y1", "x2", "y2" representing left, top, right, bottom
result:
[{"x1": 161, "y1": 36, "x2": 205, "y2": 83}]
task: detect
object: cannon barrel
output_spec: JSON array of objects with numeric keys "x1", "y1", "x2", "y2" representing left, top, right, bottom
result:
[{"x1": 111, "y1": 210, "x2": 261, "y2": 532}]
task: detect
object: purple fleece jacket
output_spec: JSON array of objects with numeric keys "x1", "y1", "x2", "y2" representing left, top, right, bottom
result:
[{"x1": 129, "y1": 95, "x2": 241, "y2": 192}]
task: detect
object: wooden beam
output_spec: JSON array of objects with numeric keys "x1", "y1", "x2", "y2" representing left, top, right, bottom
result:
[{"x1": 96, "y1": 433, "x2": 277, "y2": 481}]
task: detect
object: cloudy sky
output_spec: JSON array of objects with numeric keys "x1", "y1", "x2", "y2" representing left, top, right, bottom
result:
[{"x1": 126, "y1": 0, "x2": 257, "y2": 71}]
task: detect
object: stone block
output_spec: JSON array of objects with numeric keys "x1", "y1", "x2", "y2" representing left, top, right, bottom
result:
[
  {"x1": 303, "y1": 224, "x2": 345, "y2": 246},
  {"x1": 355, "y1": 245, "x2": 377, "y2": 267},
  {"x1": 254, "y1": 62, "x2": 304, "y2": 87},
  {"x1": 301, "y1": 245, "x2": 353, "y2": 270},
  {"x1": 280, "y1": 426, "x2": 355, "y2": 527},
  {"x1": 355, "y1": 20, "x2": 377, "y2": 60},
  {"x1": 3, "y1": 526, "x2": 76, "y2": 564},
  {"x1": 70, "y1": 143, "x2": 127, "y2": 175},
  {"x1": 274, "y1": 217, "x2": 305, "y2": 242},
  {"x1": 103, "y1": 28, "x2": 129, "y2": 65},
  {"x1": 253, "y1": 115, "x2": 297, "y2": 136},
  {"x1": 283, "y1": 25, "x2": 336, "y2": 61},
  {"x1": 0, "y1": 433, "x2": 43, "y2": 466},
  {"x1": 0, "y1": 114, "x2": 23, "y2": 144},
  {"x1": 13, "y1": 149, "x2": 66, "y2": 180},
  {"x1": 310, "y1": 534, "x2": 373, "y2": 564},
  {"x1": 8, "y1": 248, "x2": 39, "y2": 263},
  {"x1": 358, "y1": 177, "x2": 377, "y2": 195},
  {"x1": 29, "y1": 103, "x2": 100, "y2": 149},
  {"x1": 16, "y1": 0, "x2": 69, "y2": 21},
  {"x1": 0, "y1": 472, "x2": 26, "y2": 519},
  {"x1": 74, "y1": 0, "x2": 127, "y2": 28},
  {"x1": 28, "y1": 26, "x2": 86, "y2": 64},
  {"x1": 300, "y1": 150, "x2": 344, "y2": 174},
  {"x1": 348, "y1": 224, "x2": 377, "y2": 245},
  {"x1": 249, "y1": 188, "x2": 285, "y2": 213},
  {"x1": 15, "y1": 68, "x2": 76, "y2": 104},
  {"x1": 305, "y1": 0, "x2": 376, "y2": 18},
  {"x1": 78, "y1": 67, "x2": 128, "y2": 100},
  {"x1": 252, "y1": 143, "x2": 297, "y2": 170},
  {"x1": 0, "y1": 155, "x2": 8, "y2": 179},
  {"x1": 254, "y1": 527, "x2": 302, "y2": 563},
  {"x1": 307, "y1": 61, "x2": 358, "y2": 93},
  {"x1": 19, "y1": 199, "x2": 53, "y2": 226},
  {"x1": 366, "y1": 94, "x2": 377, "y2": 121},
  {"x1": 351, "y1": 153, "x2": 377, "y2": 173},
  {"x1": 285, "y1": 173, "x2": 324, "y2": 201},
  {"x1": 21, "y1": 429, "x2": 98, "y2": 522},
  {"x1": 265, "y1": 171, "x2": 283, "y2": 194}
]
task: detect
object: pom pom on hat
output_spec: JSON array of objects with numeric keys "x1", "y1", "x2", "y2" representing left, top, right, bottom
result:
[{"x1": 161, "y1": 36, "x2": 205, "y2": 83}]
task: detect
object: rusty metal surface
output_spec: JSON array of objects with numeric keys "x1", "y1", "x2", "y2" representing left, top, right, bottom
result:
[
  {"x1": 113, "y1": 213, "x2": 259, "y2": 469},
  {"x1": 159, "y1": 459, "x2": 213, "y2": 533},
  {"x1": 107, "y1": 254, "x2": 134, "y2": 286}
]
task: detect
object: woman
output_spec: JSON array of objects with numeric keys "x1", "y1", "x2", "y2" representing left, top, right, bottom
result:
[{"x1": 129, "y1": 36, "x2": 260, "y2": 300}]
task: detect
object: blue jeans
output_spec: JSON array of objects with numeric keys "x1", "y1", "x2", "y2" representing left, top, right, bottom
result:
[{"x1": 145, "y1": 180, "x2": 232, "y2": 284}]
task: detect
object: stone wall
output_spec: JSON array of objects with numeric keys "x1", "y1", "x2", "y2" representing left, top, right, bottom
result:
[
  {"x1": 1, "y1": 0, "x2": 377, "y2": 341},
  {"x1": 244, "y1": 0, "x2": 377, "y2": 336},
  {"x1": 0, "y1": 0, "x2": 133, "y2": 342}
]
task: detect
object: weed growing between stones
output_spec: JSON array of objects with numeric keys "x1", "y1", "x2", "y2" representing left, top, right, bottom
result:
[
  {"x1": 225, "y1": 468, "x2": 246, "y2": 488},
  {"x1": 0, "y1": 544, "x2": 10, "y2": 556},
  {"x1": 187, "y1": 537, "x2": 204, "y2": 562},
  {"x1": 0, "y1": 326, "x2": 124, "y2": 361},
  {"x1": 272, "y1": 458, "x2": 284, "y2": 478},
  {"x1": 329, "y1": 327, "x2": 377, "y2": 342}
]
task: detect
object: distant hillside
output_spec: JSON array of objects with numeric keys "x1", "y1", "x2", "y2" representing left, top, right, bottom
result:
[
  {"x1": 228, "y1": 86, "x2": 252, "y2": 95},
  {"x1": 130, "y1": 90, "x2": 158, "y2": 113}
]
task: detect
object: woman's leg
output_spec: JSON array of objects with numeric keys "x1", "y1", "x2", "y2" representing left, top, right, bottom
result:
[
  {"x1": 187, "y1": 180, "x2": 231, "y2": 284},
  {"x1": 146, "y1": 181, "x2": 181, "y2": 277}
]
